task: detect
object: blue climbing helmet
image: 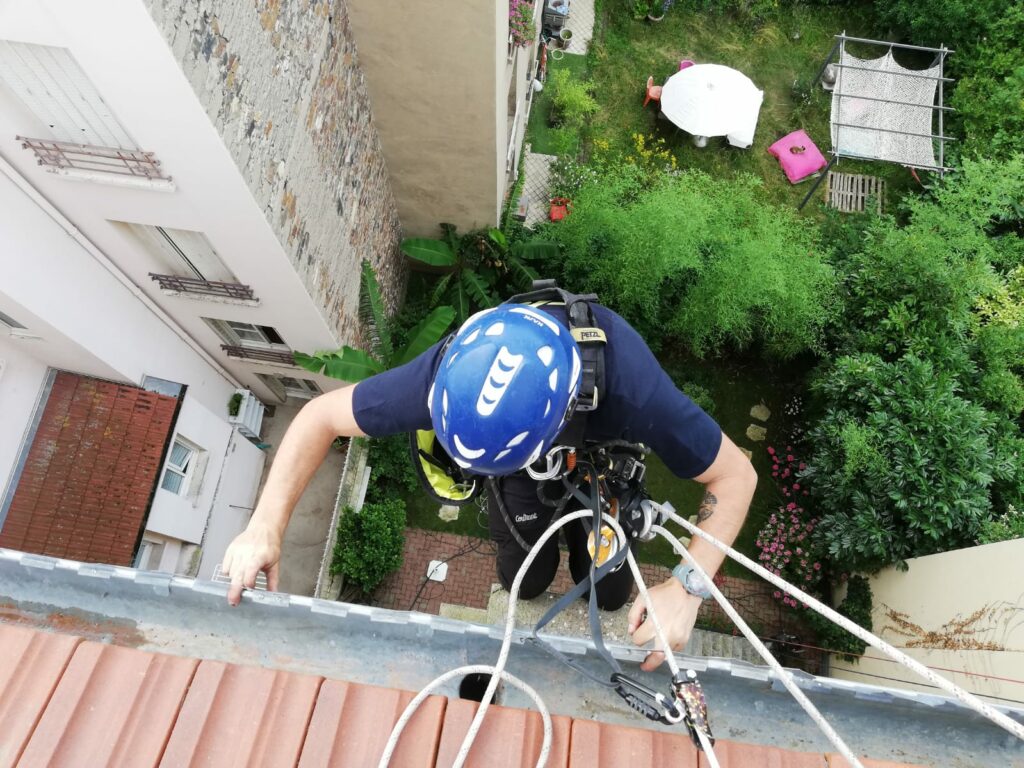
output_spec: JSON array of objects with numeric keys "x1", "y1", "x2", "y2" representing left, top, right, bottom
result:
[{"x1": 429, "y1": 304, "x2": 582, "y2": 476}]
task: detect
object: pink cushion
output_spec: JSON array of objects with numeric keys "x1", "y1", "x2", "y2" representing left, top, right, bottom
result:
[
  {"x1": 678, "y1": 59, "x2": 694, "y2": 71},
  {"x1": 767, "y1": 130, "x2": 827, "y2": 184}
]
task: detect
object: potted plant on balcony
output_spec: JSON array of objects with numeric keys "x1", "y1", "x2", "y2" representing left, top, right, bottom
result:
[{"x1": 509, "y1": 0, "x2": 534, "y2": 48}]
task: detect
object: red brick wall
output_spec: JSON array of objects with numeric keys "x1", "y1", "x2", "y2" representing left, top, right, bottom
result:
[{"x1": 0, "y1": 372, "x2": 178, "y2": 565}]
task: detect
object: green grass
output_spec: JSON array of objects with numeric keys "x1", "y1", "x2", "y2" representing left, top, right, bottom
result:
[
  {"x1": 526, "y1": 52, "x2": 590, "y2": 155},
  {"x1": 403, "y1": 485, "x2": 491, "y2": 538},
  {"x1": 573, "y1": 2, "x2": 917, "y2": 210},
  {"x1": 635, "y1": 353, "x2": 809, "y2": 577}
]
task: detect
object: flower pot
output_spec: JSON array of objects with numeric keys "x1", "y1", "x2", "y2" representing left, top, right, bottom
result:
[
  {"x1": 559, "y1": 28, "x2": 573, "y2": 48},
  {"x1": 646, "y1": 13, "x2": 664, "y2": 21},
  {"x1": 549, "y1": 48, "x2": 564, "y2": 61}
]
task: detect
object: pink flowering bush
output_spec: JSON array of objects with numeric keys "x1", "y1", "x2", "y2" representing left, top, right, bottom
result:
[
  {"x1": 509, "y1": 0, "x2": 534, "y2": 47},
  {"x1": 756, "y1": 446, "x2": 824, "y2": 608}
]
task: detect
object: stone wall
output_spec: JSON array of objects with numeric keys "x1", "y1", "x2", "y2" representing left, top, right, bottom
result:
[{"x1": 143, "y1": 0, "x2": 404, "y2": 343}]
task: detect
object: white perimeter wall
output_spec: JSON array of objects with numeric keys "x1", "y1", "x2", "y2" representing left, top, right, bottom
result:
[
  {"x1": 0, "y1": 338, "x2": 48, "y2": 510},
  {"x1": 831, "y1": 538, "x2": 1024, "y2": 706},
  {"x1": 196, "y1": 431, "x2": 265, "y2": 580}
]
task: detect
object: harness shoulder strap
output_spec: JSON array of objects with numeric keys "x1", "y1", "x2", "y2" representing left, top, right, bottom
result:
[{"x1": 506, "y1": 280, "x2": 606, "y2": 449}]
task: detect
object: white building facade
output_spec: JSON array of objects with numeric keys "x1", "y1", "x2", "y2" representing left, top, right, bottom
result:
[{"x1": 0, "y1": 0, "x2": 402, "y2": 577}]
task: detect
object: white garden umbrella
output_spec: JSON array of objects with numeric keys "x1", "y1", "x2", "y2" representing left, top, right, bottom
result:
[{"x1": 660, "y1": 64, "x2": 764, "y2": 148}]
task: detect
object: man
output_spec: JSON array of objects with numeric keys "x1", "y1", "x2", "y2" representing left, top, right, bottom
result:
[{"x1": 223, "y1": 296, "x2": 756, "y2": 671}]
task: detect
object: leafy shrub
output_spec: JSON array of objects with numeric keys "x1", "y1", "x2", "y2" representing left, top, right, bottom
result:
[
  {"x1": 331, "y1": 499, "x2": 406, "y2": 594},
  {"x1": 366, "y1": 435, "x2": 419, "y2": 504},
  {"x1": 804, "y1": 354, "x2": 997, "y2": 572},
  {"x1": 757, "y1": 448, "x2": 824, "y2": 605},
  {"x1": 548, "y1": 69, "x2": 599, "y2": 129},
  {"x1": 509, "y1": 0, "x2": 535, "y2": 47},
  {"x1": 977, "y1": 505, "x2": 1024, "y2": 545},
  {"x1": 227, "y1": 392, "x2": 243, "y2": 417},
  {"x1": 542, "y1": 167, "x2": 837, "y2": 359},
  {"x1": 805, "y1": 575, "x2": 872, "y2": 662},
  {"x1": 951, "y1": 8, "x2": 1024, "y2": 157},
  {"x1": 873, "y1": 0, "x2": 1005, "y2": 51}
]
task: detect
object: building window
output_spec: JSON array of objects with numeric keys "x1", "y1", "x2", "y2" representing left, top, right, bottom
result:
[
  {"x1": 0, "y1": 309, "x2": 26, "y2": 330},
  {"x1": 135, "y1": 539, "x2": 166, "y2": 571},
  {"x1": 257, "y1": 373, "x2": 322, "y2": 400},
  {"x1": 205, "y1": 318, "x2": 288, "y2": 349},
  {"x1": 0, "y1": 40, "x2": 135, "y2": 147},
  {"x1": 161, "y1": 437, "x2": 198, "y2": 495}
]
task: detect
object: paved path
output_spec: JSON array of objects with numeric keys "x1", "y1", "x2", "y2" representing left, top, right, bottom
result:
[
  {"x1": 375, "y1": 529, "x2": 794, "y2": 639},
  {"x1": 521, "y1": 146, "x2": 557, "y2": 229}
]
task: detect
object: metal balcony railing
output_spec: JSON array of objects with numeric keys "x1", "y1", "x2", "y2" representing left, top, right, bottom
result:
[
  {"x1": 17, "y1": 136, "x2": 171, "y2": 181},
  {"x1": 221, "y1": 345, "x2": 296, "y2": 366},
  {"x1": 149, "y1": 274, "x2": 256, "y2": 301}
]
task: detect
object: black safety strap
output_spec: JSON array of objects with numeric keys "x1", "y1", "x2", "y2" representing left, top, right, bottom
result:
[
  {"x1": 523, "y1": 462, "x2": 631, "y2": 687},
  {"x1": 488, "y1": 477, "x2": 532, "y2": 552},
  {"x1": 505, "y1": 279, "x2": 606, "y2": 449}
]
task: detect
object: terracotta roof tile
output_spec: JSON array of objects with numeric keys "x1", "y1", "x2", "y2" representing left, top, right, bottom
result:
[
  {"x1": 0, "y1": 626, "x2": 81, "y2": 768},
  {"x1": 568, "y1": 718, "x2": 698, "y2": 767},
  {"x1": 18, "y1": 640, "x2": 196, "y2": 767},
  {"x1": 436, "y1": 697, "x2": 572, "y2": 767},
  {"x1": 702, "y1": 739, "x2": 825, "y2": 767},
  {"x1": 299, "y1": 679, "x2": 445, "y2": 768},
  {"x1": 160, "y1": 659, "x2": 321, "y2": 767}
]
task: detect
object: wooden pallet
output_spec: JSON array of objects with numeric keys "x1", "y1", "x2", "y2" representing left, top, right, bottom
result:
[{"x1": 826, "y1": 171, "x2": 885, "y2": 213}]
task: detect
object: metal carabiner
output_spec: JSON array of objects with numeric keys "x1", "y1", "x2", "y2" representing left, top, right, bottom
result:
[
  {"x1": 610, "y1": 673, "x2": 685, "y2": 725},
  {"x1": 525, "y1": 445, "x2": 571, "y2": 481}
]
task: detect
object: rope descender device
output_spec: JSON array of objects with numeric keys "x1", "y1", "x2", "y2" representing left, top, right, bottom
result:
[{"x1": 609, "y1": 669, "x2": 714, "y2": 750}]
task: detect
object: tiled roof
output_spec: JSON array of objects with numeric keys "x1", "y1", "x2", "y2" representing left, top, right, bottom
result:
[
  {"x1": 0, "y1": 623, "x2": 926, "y2": 768},
  {"x1": 0, "y1": 372, "x2": 178, "y2": 565}
]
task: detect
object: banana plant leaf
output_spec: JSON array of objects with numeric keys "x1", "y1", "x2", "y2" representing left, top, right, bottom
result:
[
  {"x1": 462, "y1": 270, "x2": 495, "y2": 310},
  {"x1": 293, "y1": 348, "x2": 384, "y2": 383},
  {"x1": 401, "y1": 238, "x2": 457, "y2": 267},
  {"x1": 452, "y1": 281, "x2": 470, "y2": 325},
  {"x1": 392, "y1": 306, "x2": 456, "y2": 367},
  {"x1": 359, "y1": 259, "x2": 393, "y2": 364}
]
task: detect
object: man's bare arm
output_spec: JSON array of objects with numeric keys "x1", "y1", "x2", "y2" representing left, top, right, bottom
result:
[
  {"x1": 628, "y1": 433, "x2": 756, "y2": 670},
  {"x1": 223, "y1": 384, "x2": 365, "y2": 604}
]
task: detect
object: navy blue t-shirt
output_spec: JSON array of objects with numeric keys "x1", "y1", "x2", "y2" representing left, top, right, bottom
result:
[{"x1": 352, "y1": 304, "x2": 722, "y2": 479}]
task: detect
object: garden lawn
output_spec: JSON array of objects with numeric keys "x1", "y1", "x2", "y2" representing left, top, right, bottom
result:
[
  {"x1": 586, "y1": 2, "x2": 917, "y2": 208},
  {"x1": 526, "y1": 52, "x2": 589, "y2": 155}
]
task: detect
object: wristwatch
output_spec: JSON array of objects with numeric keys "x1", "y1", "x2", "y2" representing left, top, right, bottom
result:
[{"x1": 672, "y1": 564, "x2": 712, "y2": 600}]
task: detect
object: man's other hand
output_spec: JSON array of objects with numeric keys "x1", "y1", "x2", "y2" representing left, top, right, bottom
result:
[
  {"x1": 627, "y1": 576, "x2": 702, "y2": 671},
  {"x1": 222, "y1": 521, "x2": 282, "y2": 606}
]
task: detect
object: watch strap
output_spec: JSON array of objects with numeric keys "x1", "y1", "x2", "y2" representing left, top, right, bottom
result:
[{"x1": 672, "y1": 563, "x2": 712, "y2": 600}]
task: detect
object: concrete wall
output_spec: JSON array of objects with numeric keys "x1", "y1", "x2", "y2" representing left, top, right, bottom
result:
[
  {"x1": 197, "y1": 431, "x2": 266, "y2": 580},
  {"x1": 148, "y1": 395, "x2": 234, "y2": 545},
  {"x1": 347, "y1": 0, "x2": 506, "y2": 236},
  {"x1": 0, "y1": 338, "x2": 48, "y2": 513},
  {"x1": 143, "y1": 0, "x2": 405, "y2": 333},
  {"x1": 831, "y1": 539, "x2": 1024, "y2": 706}
]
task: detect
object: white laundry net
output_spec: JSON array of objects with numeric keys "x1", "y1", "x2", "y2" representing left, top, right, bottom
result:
[{"x1": 830, "y1": 50, "x2": 940, "y2": 168}]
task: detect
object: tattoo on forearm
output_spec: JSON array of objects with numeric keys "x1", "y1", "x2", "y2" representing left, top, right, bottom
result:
[{"x1": 697, "y1": 491, "x2": 717, "y2": 523}]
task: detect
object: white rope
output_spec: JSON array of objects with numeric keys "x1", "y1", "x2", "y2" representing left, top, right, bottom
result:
[
  {"x1": 376, "y1": 665, "x2": 551, "y2": 768},
  {"x1": 660, "y1": 504, "x2": 1024, "y2": 743},
  {"x1": 381, "y1": 508, "x2": 707, "y2": 768},
  {"x1": 380, "y1": 510, "x2": 591, "y2": 768},
  {"x1": 653, "y1": 525, "x2": 864, "y2": 768}
]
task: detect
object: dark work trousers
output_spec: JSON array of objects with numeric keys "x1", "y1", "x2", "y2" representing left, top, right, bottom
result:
[{"x1": 487, "y1": 474, "x2": 635, "y2": 610}]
